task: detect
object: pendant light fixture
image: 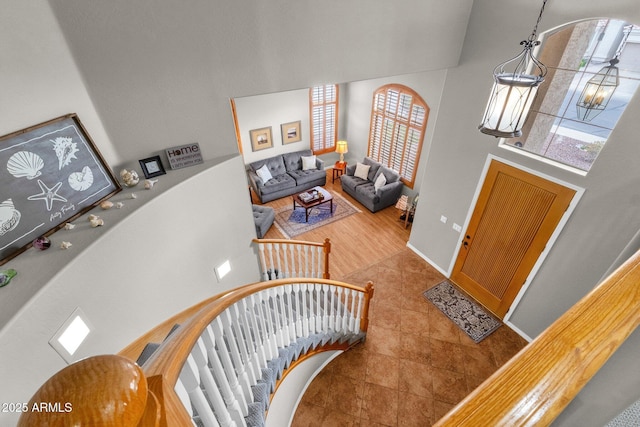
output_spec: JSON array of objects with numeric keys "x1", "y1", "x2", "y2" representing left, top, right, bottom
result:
[
  {"x1": 479, "y1": 0, "x2": 548, "y2": 138},
  {"x1": 575, "y1": 24, "x2": 630, "y2": 122},
  {"x1": 575, "y1": 59, "x2": 619, "y2": 121}
]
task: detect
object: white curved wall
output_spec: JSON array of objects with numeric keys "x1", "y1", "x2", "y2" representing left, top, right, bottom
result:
[{"x1": 0, "y1": 156, "x2": 261, "y2": 425}]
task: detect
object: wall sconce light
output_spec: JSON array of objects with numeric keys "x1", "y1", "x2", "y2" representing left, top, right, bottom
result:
[
  {"x1": 479, "y1": 0, "x2": 549, "y2": 138},
  {"x1": 49, "y1": 307, "x2": 92, "y2": 364},
  {"x1": 215, "y1": 260, "x2": 231, "y2": 281},
  {"x1": 335, "y1": 140, "x2": 348, "y2": 164}
]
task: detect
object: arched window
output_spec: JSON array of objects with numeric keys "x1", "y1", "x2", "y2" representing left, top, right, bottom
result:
[
  {"x1": 501, "y1": 19, "x2": 640, "y2": 174},
  {"x1": 368, "y1": 84, "x2": 428, "y2": 188}
]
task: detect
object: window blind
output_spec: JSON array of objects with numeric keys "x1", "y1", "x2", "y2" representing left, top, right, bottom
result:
[
  {"x1": 368, "y1": 85, "x2": 428, "y2": 188},
  {"x1": 310, "y1": 84, "x2": 338, "y2": 154}
]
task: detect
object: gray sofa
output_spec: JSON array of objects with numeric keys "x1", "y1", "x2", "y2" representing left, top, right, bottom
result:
[
  {"x1": 341, "y1": 157, "x2": 404, "y2": 212},
  {"x1": 248, "y1": 149, "x2": 326, "y2": 203}
]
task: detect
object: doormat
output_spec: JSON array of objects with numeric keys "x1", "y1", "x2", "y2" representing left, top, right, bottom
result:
[
  {"x1": 274, "y1": 191, "x2": 360, "y2": 239},
  {"x1": 423, "y1": 280, "x2": 502, "y2": 343}
]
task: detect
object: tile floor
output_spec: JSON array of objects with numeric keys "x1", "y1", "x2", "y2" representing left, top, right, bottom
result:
[{"x1": 291, "y1": 247, "x2": 529, "y2": 426}]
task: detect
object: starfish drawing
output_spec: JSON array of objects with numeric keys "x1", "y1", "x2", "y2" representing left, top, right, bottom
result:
[{"x1": 27, "y1": 179, "x2": 68, "y2": 212}]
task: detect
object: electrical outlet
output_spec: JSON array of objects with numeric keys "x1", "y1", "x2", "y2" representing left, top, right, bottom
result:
[
  {"x1": 452, "y1": 223, "x2": 462, "y2": 232},
  {"x1": 440, "y1": 215, "x2": 447, "y2": 224}
]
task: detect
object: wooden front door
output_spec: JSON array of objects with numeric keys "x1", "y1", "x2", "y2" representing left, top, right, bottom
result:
[{"x1": 450, "y1": 160, "x2": 576, "y2": 318}]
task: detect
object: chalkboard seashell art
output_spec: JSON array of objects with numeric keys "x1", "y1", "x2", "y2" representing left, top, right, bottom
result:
[
  {"x1": 51, "y1": 136, "x2": 79, "y2": 170},
  {"x1": 0, "y1": 198, "x2": 21, "y2": 236},
  {"x1": 68, "y1": 166, "x2": 94, "y2": 191},
  {"x1": 7, "y1": 151, "x2": 44, "y2": 180}
]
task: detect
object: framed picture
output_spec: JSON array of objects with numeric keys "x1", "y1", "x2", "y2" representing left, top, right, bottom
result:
[
  {"x1": 281, "y1": 120, "x2": 302, "y2": 144},
  {"x1": 250, "y1": 127, "x2": 273, "y2": 152},
  {"x1": 0, "y1": 113, "x2": 121, "y2": 265},
  {"x1": 139, "y1": 155, "x2": 167, "y2": 178}
]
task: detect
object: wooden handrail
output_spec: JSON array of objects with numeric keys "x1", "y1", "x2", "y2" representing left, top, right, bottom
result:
[
  {"x1": 18, "y1": 355, "x2": 151, "y2": 426},
  {"x1": 434, "y1": 248, "x2": 640, "y2": 426},
  {"x1": 143, "y1": 278, "x2": 373, "y2": 424}
]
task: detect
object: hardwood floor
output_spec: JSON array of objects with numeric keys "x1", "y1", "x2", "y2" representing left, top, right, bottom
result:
[
  {"x1": 251, "y1": 170, "x2": 528, "y2": 426},
  {"x1": 251, "y1": 169, "x2": 412, "y2": 280}
]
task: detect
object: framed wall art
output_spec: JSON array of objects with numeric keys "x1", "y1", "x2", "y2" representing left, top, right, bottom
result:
[
  {"x1": 281, "y1": 120, "x2": 302, "y2": 144},
  {"x1": 250, "y1": 127, "x2": 273, "y2": 152},
  {"x1": 0, "y1": 113, "x2": 121, "y2": 265},
  {"x1": 138, "y1": 155, "x2": 166, "y2": 178}
]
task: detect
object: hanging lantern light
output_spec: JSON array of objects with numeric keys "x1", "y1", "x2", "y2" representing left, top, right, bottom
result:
[
  {"x1": 479, "y1": 0, "x2": 548, "y2": 138},
  {"x1": 575, "y1": 58, "x2": 619, "y2": 122}
]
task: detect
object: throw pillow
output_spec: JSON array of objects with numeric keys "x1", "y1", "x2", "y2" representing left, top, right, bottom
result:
[
  {"x1": 301, "y1": 155, "x2": 317, "y2": 171},
  {"x1": 354, "y1": 162, "x2": 371, "y2": 180},
  {"x1": 374, "y1": 172, "x2": 387, "y2": 192},
  {"x1": 256, "y1": 164, "x2": 273, "y2": 182}
]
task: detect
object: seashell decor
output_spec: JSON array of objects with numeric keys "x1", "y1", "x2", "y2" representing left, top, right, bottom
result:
[
  {"x1": 64, "y1": 223, "x2": 75, "y2": 230},
  {"x1": 7, "y1": 151, "x2": 44, "y2": 180},
  {"x1": 120, "y1": 169, "x2": 139, "y2": 187},
  {"x1": 0, "y1": 198, "x2": 21, "y2": 236},
  {"x1": 100, "y1": 200, "x2": 114, "y2": 210},
  {"x1": 60, "y1": 241, "x2": 72, "y2": 249},
  {"x1": 144, "y1": 179, "x2": 158, "y2": 189}
]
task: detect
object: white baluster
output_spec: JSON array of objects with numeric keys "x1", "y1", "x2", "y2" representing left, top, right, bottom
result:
[
  {"x1": 354, "y1": 291, "x2": 364, "y2": 333},
  {"x1": 296, "y1": 246, "x2": 303, "y2": 278},
  {"x1": 229, "y1": 303, "x2": 257, "y2": 384},
  {"x1": 276, "y1": 286, "x2": 292, "y2": 347},
  {"x1": 284, "y1": 284, "x2": 297, "y2": 342},
  {"x1": 291, "y1": 284, "x2": 303, "y2": 337},
  {"x1": 258, "y1": 244, "x2": 268, "y2": 281},
  {"x1": 327, "y1": 285, "x2": 336, "y2": 331},
  {"x1": 315, "y1": 283, "x2": 323, "y2": 333},
  {"x1": 258, "y1": 290, "x2": 279, "y2": 358},
  {"x1": 220, "y1": 310, "x2": 253, "y2": 401},
  {"x1": 267, "y1": 243, "x2": 276, "y2": 280},
  {"x1": 348, "y1": 289, "x2": 358, "y2": 333},
  {"x1": 251, "y1": 293, "x2": 275, "y2": 360},
  {"x1": 191, "y1": 338, "x2": 243, "y2": 427},
  {"x1": 179, "y1": 354, "x2": 220, "y2": 427},
  {"x1": 301, "y1": 283, "x2": 310, "y2": 337},
  {"x1": 282, "y1": 245, "x2": 290, "y2": 279},
  {"x1": 201, "y1": 326, "x2": 249, "y2": 417},
  {"x1": 302, "y1": 246, "x2": 308, "y2": 277},
  {"x1": 240, "y1": 297, "x2": 268, "y2": 372},
  {"x1": 268, "y1": 288, "x2": 285, "y2": 348},
  {"x1": 211, "y1": 317, "x2": 249, "y2": 412},
  {"x1": 274, "y1": 243, "x2": 283, "y2": 279},
  {"x1": 322, "y1": 284, "x2": 330, "y2": 331}
]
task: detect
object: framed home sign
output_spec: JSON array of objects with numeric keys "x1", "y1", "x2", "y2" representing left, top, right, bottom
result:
[
  {"x1": 281, "y1": 120, "x2": 302, "y2": 144},
  {"x1": 0, "y1": 113, "x2": 121, "y2": 265},
  {"x1": 250, "y1": 127, "x2": 273, "y2": 152}
]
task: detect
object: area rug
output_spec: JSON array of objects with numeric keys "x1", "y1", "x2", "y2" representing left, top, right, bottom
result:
[
  {"x1": 273, "y1": 191, "x2": 360, "y2": 239},
  {"x1": 423, "y1": 280, "x2": 502, "y2": 343}
]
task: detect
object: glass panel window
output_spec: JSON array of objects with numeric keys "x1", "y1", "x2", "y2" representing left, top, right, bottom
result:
[
  {"x1": 310, "y1": 84, "x2": 338, "y2": 154},
  {"x1": 367, "y1": 84, "x2": 429, "y2": 188},
  {"x1": 501, "y1": 19, "x2": 640, "y2": 173}
]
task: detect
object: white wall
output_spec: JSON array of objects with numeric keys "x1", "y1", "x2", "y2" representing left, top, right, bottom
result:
[
  {"x1": 0, "y1": 156, "x2": 261, "y2": 426},
  {"x1": 0, "y1": 1, "x2": 118, "y2": 165},
  {"x1": 47, "y1": 0, "x2": 473, "y2": 164},
  {"x1": 407, "y1": 1, "x2": 640, "y2": 425},
  {"x1": 342, "y1": 71, "x2": 448, "y2": 196}
]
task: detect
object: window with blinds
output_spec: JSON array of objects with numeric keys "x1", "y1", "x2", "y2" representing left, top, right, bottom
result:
[
  {"x1": 309, "y1": 84, "x2": 339, "y2": 154},
  {"x1": 368, "y1": 84, "x2": 428, "y2": 188}
]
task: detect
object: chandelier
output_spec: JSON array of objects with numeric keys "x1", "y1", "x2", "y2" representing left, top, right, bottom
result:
[{"x1": 479, "y1": 0, "x2": 548, "y2": 138}]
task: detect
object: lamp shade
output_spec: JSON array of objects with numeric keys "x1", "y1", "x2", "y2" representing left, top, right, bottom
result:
[
  {"x1": 576, "y1": 59, "x2": 619, "y2": 122},
  {"x1": 335, "y1": 140, "x2": 348, "y2": 154},
  {"x1": 335, "y1": 140, "x2": 348, "y2": 163},
  {"x1": 479, "y1": 72, "x2": 543, "y2": 138}
]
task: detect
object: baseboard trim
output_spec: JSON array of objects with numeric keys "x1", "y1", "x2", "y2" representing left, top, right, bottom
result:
[{"x1": 405, "y1": 242, "x2": 449, "y2": 277}]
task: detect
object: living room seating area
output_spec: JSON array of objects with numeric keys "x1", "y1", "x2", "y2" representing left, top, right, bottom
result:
[
  {"x1": 340, "y1": 157, "x2": 404, "y2": 212},
  {"x1": 248, "y1": 149, "x2": 326, "y2": 203}
]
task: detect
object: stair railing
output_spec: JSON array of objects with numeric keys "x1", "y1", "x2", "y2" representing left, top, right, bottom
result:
[
  {"x1": 253, "y1": 238, "x2": 331, "y2": 280},
  {"x1": 142, "y1": 278, "x2": 374, "y2": 427},
  {"x1": 434, "y1": 247, "x2": 640, "y2": 426}
]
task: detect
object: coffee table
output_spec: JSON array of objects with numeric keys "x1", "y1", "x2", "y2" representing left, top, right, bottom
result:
[{"x1": 292, "y1": 186, "x2": 333, "y2": 222}]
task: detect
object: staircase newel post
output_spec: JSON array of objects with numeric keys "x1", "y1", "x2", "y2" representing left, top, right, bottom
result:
[
  {"x1": 360, "y1": 281, "x2": 375, "y2": 332},
  {"x1": 323, "y1": 238, "x2": 331, "y2": 279}
]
